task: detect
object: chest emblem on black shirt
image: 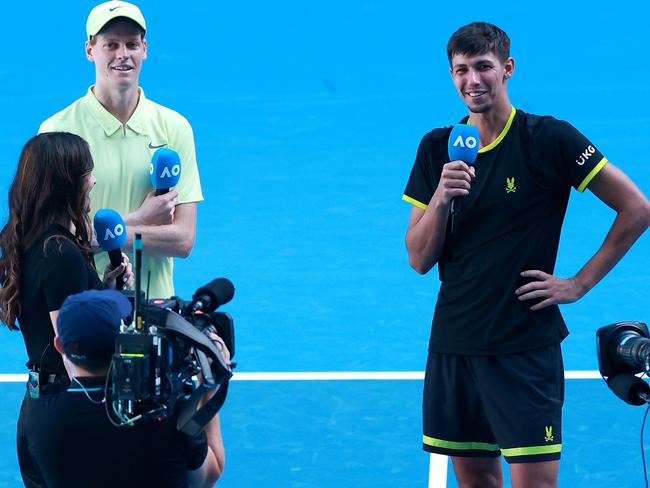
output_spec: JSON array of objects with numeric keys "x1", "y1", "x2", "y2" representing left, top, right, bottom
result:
[{"x1": 506, "y1": 177, "x2": 517, "y2": 193}]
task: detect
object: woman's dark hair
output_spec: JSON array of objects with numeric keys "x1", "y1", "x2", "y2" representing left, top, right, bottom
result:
[
  {"x1": 447, "y1": 22, "x2": 511, "y2": 65},
  {"x1": 0, "y1": 132, "x2": 95, "y2": 329}
]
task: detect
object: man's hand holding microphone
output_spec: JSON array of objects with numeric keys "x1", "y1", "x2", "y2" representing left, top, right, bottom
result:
[
  {"x1": 439, "y1": 124, "x2": 480, "y2": 234},
  {"x1": 127, "y1": 148, "x2": 182, "y2": 226}
]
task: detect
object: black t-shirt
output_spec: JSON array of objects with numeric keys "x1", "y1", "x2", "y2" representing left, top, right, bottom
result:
[
  {"x1": 18, "y1": 225, "x2": 103, "y2": 373},
  {"x1": 22, "y1": 376, "x2": 208, "y2": 488},
  {"x1": 403, "y1": 108, "x2": 607, "y2": 354}
]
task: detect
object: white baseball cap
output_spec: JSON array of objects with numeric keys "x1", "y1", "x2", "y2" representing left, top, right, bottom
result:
[{"x1": 86, "y1": 1, "x2": 147, "y2": 40}]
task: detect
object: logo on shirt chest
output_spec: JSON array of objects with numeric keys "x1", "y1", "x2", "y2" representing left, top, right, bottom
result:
[
  {"x1": 148, "y1": 142, "x2": 168, "y2": 149},
  {"x1": 506, "y1": 177, "x2": 517, "y2": 193}
]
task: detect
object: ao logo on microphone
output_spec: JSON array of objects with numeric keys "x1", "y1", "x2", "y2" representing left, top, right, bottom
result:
[
  {"x1": 103, "y1": 223, "x2": 125, "y2": 241},
  {"x1": 452, "y1": 134, "x2": 478, "y2": 149},
  {"x1": 149, "y1": 162, "x2": 181, "y2": 179}
]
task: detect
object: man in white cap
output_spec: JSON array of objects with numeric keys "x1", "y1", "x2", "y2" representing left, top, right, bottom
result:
[{"x1": 39, "y1": 1, "x2": 203, "y2": 299}]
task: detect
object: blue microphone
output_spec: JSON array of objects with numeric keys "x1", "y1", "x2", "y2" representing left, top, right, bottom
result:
[
  {"x1": 150, "y1": 148, "x2": 181, "y2": 196},
  {"x1": 94, "y1": 209, "x2": 127, "y2": 289},
  {"x1": 447, "y1": 124, "x2": 480, "y2": 235}
]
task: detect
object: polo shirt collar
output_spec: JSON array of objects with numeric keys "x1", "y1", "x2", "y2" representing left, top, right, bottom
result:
[
  {"x1": 127, "y1": 88, "x2": 147, "y2": 134},
  {"x1": 84, "y1": 86, "x2": 148, "y2": 136}
]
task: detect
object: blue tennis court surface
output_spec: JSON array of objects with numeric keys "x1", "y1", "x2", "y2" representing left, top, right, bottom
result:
[{"x1": 1, "y1": 0, "x2": 650, "y2": 486}]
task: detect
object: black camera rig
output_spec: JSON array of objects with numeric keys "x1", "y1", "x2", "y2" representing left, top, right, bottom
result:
[{"x1": 107, "y1": 234, "x2": 235, "y2": 435}]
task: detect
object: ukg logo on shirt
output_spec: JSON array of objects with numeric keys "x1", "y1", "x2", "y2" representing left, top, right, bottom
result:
[{"x1": 576, "y1": 145, "x2": 596, "y2": 166}]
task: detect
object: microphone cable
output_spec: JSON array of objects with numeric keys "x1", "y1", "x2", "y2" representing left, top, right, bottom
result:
[
  {"x1": 639, "y1": 367, "x2": 650, "y2": 488},
  {"x1": 642, "y1": 402, "x2": 650, "y2": 488},
  {"x1": 602, "y1": 368, "x2": 650, "y2": 487}
]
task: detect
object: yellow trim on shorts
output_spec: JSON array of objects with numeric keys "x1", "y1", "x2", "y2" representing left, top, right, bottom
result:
[
  {"x1": 402, "y1": 194, "x2": 428, "y2": 210},
  {"x1": 577, "y1": 157, "x2": 608, "y2": 192},
  {"x1": 501, "y1": 444, "x2": 562, "y2": 457},
  {"x1": 423, "y1": 435, "x2": 500, "y2": 452}
]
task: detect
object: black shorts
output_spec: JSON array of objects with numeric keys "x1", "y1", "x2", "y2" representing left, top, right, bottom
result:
[{"x1": 422, "y1": 343, "x2": 564, "y2": 464}]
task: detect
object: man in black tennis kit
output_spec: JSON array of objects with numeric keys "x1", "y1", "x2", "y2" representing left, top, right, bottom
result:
[
  {"x1": 403, "y1": 22, "x2": 650, "y2": 487},
  {"x1": 21, "y1": 290, "x2": 226, "y2": 488}
]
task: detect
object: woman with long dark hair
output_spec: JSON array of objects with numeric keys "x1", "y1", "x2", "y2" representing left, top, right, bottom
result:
[{"x1": 0, "y1": 132, "x2": 131, "y2": 486}]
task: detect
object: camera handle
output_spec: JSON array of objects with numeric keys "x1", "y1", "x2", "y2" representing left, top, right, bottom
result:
[
  {"x1": 176, "y1": 350, "x2": 230, "y2": 436},
  {"x1": 146, "y1": 307, "x2": 233, "y2": 435}
]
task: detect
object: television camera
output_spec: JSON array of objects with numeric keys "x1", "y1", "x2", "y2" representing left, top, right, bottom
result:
[
  {"x1": 597, "y1": 322, "x2": 650, "y2": 406},
  {"x1": 107, "y1": 233, "x2": 235, "y2": 435}
]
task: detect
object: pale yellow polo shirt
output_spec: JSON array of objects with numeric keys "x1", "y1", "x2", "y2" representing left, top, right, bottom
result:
[{"x1": 39, "y1": 87, "x2": 203, "y2": 299}]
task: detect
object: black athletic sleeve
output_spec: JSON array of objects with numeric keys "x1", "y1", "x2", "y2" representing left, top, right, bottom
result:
[
  {"x1": 41, "y1": 237, "x2": 90, "y2": 312},
  {"x1": 532, "y1": 118, "x2": 607, "y2": 192},
  {"x1": 403, "y1": 129, "x2": 450, "y2": 209}
]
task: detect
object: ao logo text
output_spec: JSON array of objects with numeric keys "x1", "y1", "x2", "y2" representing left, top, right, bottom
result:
[
  {"x1": 103, "y1": 224, "x2": 124, "y2": 241},
  {"x1": 452, "y1": 134, "x2": 477, "y2": 149},
  {"x1": 149, "y1": 163, "x2": 181, "y2": 179}
]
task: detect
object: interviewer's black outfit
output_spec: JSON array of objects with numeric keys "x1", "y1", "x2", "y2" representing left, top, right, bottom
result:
[
  {"x1": 16, "y1": 225, "x2": 103, "y2": 487},
  {"x1": 403, "y1": 108, "x2": 608, "y2": 463},
  {"x1": 21, "y1": 376, "x2": 208, "y2": 488}
]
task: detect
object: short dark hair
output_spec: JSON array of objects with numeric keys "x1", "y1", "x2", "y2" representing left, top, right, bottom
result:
[
  {"x1": 63, "y1": 342, "x2": 113, "y2": 374},
  {"x1": 447, "y1": 22, "x2": 510, "y2": 65}
]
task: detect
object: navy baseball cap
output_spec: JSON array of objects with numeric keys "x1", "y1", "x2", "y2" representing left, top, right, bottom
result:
[{"x1": 57, "y1": 290, "x2": 132, "y2": 360}]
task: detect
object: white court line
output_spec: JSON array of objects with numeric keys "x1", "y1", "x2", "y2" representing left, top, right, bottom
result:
[
  {"x1": 0, "y1": 370, "x2": 602, "y2": 487},
  {"x1": 0, "y1": 374, "x2": 28, "y2": 382},
  {"x1": 429, "y1": 454, "x2": 448, "y2": 488},
  {"x1": 234, "y1": 371, "x2": 602, "y2": 381},
  {"x1": 0, "y1": 370, "x2": 602, "y2": 382},
  {"x1": 233, "y1": 371, "x2": 425, "y2": 381}
]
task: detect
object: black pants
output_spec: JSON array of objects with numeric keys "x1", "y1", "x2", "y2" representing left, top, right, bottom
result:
[{"x1": 17, "y1": 377, "x2": 69, "y2": 488}]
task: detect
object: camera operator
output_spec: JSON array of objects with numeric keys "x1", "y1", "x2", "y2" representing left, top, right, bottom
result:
[
  {"x1": 0, "y1": 132, "x2": 133, "y2": 487},
  {"x1": 21, "y1": 289, "x2": 226, "y2": 488}
]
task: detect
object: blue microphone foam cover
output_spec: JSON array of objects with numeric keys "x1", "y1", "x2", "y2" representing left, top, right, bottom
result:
[
  {"x1": 94, "y1": 208, "x2": 127, "y2": 251},
  {"x1": 448, "y1": 124, "x2": 480, "y2": 164},
  {"x1": 150, "y1": 148, "x2": 181, "y2": 190}
]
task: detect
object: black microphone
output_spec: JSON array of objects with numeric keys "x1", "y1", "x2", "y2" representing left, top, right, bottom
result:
[
  {"x1": 606, "y1": 374, "x2": 650, "y2": 405},
  {"x1": 133, "y1": 232, "x2": 143, "y2": 329},
  {"x1": 190, "y1": 278, "x2": 235, "y2": 313}
]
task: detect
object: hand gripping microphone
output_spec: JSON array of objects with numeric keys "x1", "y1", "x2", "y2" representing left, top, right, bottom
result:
[
  {"x1": 190, "y1": 278, "x2": 235, "y2": 314},
  {"x1": 150, "y1": 148, "x2": 181, "y2": 196},
  {"x1": 447, "y1": 124, "x2": 480, "y2": 235},
  {"x1": 94, "y1": 208, "x2": 127, "y2": 290}
]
